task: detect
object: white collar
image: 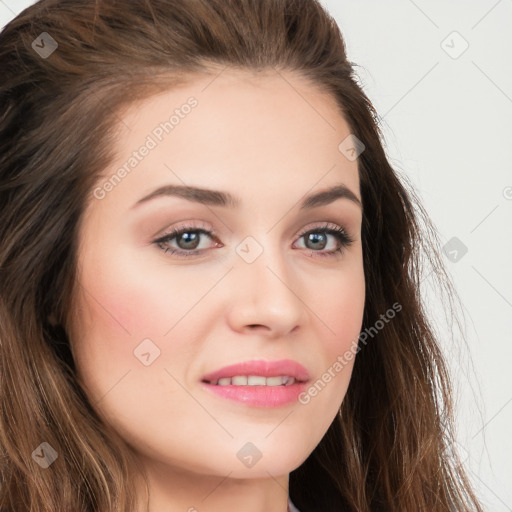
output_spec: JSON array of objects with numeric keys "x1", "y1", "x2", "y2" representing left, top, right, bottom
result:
[{"x1": 288, "y1": 496, "x2": 301, "y2": 512}]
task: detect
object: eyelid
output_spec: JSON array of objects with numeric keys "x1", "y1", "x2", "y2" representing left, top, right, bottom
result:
[
  {"x1": 296, "y1": 221, "x2": 352, "y2": 238},
  {"x1": 154, "y1": 221, "x2": 353, "y2": 243},
  {"x1": 154, "y1": 220, "x2": 217, "y2": 240},
  {"x1": 152, "y1": 219, "x2": 356, "y2": 259}
]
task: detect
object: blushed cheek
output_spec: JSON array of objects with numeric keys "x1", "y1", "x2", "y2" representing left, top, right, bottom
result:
[
  {"x1": 80, "y1": 251, "x2": 222, "y2": 341},
  {"x1": 75, "y1": 255, "x2": 169, "y2": 341},
  {"x1": 316, "y1": 271, "x2": 365, "y2": 357},
  {"x1": 69, "y1": 261, "x2": 206, "y2": 392}
]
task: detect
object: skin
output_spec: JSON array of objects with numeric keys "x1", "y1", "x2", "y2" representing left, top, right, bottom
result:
[{"x1": 68, "y1": 67, "x2": 365, "y2": 512}]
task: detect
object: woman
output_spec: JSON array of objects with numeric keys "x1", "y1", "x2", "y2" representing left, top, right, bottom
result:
[{"x1": 0, "y1": 0, "x2": 483, "y2": 511}]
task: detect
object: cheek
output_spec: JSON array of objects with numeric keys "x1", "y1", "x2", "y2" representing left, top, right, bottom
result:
[
  {"x1": 69, "y1": 249, "x2": 220, "y2": 396},
  {"x1": 313, "y1": 263, "x2": 365, "y2": 352},
  {"x1": 302, "y1": 262, "x2": 365, "y2": 406},
  {"x1": 75, "y1": 249, "x2": 214, "y2": 340}
]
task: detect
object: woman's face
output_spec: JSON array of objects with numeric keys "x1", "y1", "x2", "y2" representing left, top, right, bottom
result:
[{"x1": 68, "y1": 68, "x2": 365, "y2": 482}]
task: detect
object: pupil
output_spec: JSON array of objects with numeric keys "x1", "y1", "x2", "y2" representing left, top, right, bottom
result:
[
  {"x1": 307, "y1": 233, "x2": 326, "y2": 250},
  {"x1": 178, "y1": 232, "x2": 199, "y2": 249},
  {"x1": 175, "y1": 231, "x2": 327, "y2": 251}
]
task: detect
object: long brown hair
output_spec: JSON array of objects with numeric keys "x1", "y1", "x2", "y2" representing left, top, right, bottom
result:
[{"x1": 0, "y1": 0, "x2": 483, "y2": 510}]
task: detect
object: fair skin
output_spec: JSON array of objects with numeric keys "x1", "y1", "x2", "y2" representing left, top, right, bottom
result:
[{"x1": 68, "y1": 67, "x2": 365, "y2": 512}]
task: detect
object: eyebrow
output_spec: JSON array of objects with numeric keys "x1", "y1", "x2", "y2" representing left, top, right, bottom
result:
[{"x1": 132, "y1": 183, "x2": 362, "y2": 210}]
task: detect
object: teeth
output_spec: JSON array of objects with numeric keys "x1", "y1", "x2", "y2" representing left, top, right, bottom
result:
[
  {"x1": 247, "y1": 376, "x2": 266, "y2": 386},
  {"x1": 211, "y1": 375, "x2": 297, "y2": 386},
  {"x1": 265, "y1": 376, "x2": 285, "y2": 386},
  {"x1": 231, "y1": 375, "x2": 248, "y2": 385}
]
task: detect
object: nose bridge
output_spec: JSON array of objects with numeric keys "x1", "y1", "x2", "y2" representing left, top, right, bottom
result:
[
  {"x1": 237, "y1": 231, "x2": 291, "y2": 288},
  {"x1": 227, "y1": 233, "x2": 306, "y2": 333}
]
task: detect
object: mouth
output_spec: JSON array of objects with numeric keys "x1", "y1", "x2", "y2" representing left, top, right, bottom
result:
[
  {"x1": 201, "y1": 375, "x2": 304, "y2": 386},
  {"x1": 201, "y1": 358, "x2": 310, "y2": 385},
  {"x1": 199, "y1": 359, "x2": 310, "y2": 408}
]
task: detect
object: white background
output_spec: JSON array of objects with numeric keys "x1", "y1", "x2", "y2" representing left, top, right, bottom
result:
[
  {"x1": 1, "y1": 0, "x2": 511, "y2": 510},
  {"x1": 324, "y1": 2, "x2": 512, "y2": 511}
]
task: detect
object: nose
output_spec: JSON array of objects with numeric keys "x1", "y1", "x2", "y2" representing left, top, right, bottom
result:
[{"x1": 225, "y1": 241, "x2": 308, "y2": 337}]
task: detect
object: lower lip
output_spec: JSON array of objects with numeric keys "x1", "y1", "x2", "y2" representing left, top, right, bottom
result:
[{"x1": 200, "y1": 381, "x2": 308, "y2": 408}]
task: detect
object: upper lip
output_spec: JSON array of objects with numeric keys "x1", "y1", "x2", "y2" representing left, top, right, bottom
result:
[{"x1": 201, "y1": 359, "x2": 310, "y2": 383}]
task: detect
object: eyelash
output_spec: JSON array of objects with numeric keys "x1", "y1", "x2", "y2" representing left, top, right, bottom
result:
[{"x1": 153, "y1": 221, "x2": 355, "y2": 260}]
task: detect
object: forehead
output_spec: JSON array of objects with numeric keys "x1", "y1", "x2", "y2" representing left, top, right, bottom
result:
[{"x1": 95, "y1": 67, "x2": 360, "y2": 212}]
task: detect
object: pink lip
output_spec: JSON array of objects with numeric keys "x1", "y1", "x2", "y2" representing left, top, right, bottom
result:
[
  {"x1": 201, "y1": 359, "x2": 310, "y2": 383},
  {"x1": 200, "y1": 359, "x2": 310, "y2": 408},
  {"x1": 201, "y1": 380, "x2": 308, "y2": 407}
]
